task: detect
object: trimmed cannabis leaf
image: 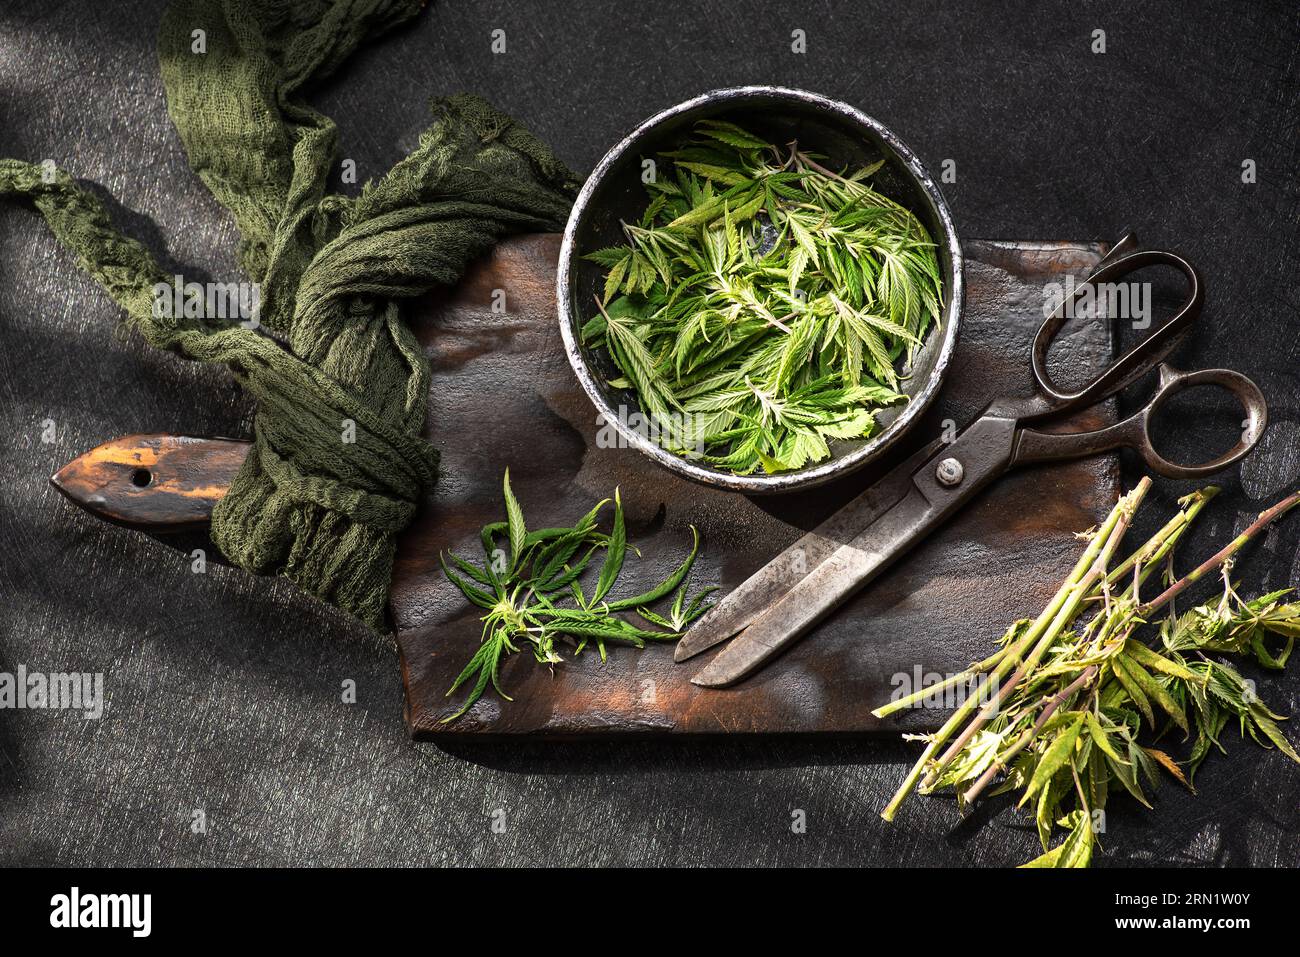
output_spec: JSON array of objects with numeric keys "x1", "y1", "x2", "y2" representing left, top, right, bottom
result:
[
  {"x1": 582, "y1": 119, "x2": 943, "y2": 476},
  {"x1": 439, "y1": 470, "x2": 715, "y2": 721},
  {"x1": 876, "y1": 479, "x2": 1300, "y2": 867}
]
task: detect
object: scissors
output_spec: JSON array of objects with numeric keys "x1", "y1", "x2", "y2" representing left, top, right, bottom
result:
[{"x1": 674, "y1": 233, "x2": 1269, "y2": 687}]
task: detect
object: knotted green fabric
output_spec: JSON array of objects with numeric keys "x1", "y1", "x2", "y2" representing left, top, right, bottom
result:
[{"x1": 0, "y1": 0, "x2": 577, "y2": 628}]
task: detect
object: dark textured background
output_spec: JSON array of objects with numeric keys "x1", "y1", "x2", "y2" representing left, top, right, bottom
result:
[{"x1": 2, "y1": 0, "x2": 1298, "y2": 867}]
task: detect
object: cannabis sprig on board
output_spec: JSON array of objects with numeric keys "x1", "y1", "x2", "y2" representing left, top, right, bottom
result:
[
  {"x1": 875, "y1": 480, "x2": 1300, "y2": 867},
  {"x1": 439, "y1": 470, "x2": 715, "y2": 721},
  {"x1": 582, "y1": 120, "x2": 943, "y2": 476}
]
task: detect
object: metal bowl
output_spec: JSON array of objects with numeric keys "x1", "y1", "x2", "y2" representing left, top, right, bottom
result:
[{"x1": 557, "y1": 86, "x2": 963, "y2": 493}]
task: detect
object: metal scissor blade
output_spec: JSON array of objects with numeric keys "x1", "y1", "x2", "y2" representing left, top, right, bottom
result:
[
  {"x1": 673, "y1": 438, "x2": 945, "y2": 663},
  {"x1": 690, "y1": 484, "x2": 941, "y2": 687},
  {"x1": 691, "y1": 416, "x2": 1019, "y2": 687}
]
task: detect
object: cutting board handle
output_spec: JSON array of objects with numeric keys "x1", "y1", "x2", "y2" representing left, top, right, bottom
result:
[{"x1": 51, "y1": 434, "x2": 247, "y2": 531}]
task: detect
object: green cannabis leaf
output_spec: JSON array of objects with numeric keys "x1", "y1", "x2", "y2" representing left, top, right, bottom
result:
[
  {"x1": 876, "y1": 480, "x2": 1300, "y2": 867},
  {"x1": 440, "y1": 471, "x2": 713, "y2": 721},
  {"x1": 582, "y1": 120, "x2": 943, "y2": 476}
]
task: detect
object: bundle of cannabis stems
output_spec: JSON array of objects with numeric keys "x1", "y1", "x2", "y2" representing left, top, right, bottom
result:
[
  {"x1": 875, "y1": 477, "x2": 1300, "y2": 866},
  {"x1": 582, "y1": 120, "x2": 943, "y2": 476},
  {"x1": 439, "y1": 471, "x2": 715, "y2": 721}
]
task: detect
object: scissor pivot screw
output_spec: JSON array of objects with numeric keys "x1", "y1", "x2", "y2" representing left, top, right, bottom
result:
[{"x1": 936, "y1": 457, "x2": 964, "y2": 487}]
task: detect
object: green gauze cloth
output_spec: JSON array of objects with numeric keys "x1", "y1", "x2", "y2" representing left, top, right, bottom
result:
[{"x1": 0, "y1": 0, "x2": 578, "y2": 629}]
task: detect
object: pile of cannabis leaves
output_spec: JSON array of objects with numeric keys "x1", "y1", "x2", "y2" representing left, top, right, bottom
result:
[
  {"x1": 581, "y1": 120, "x2": 943, "y2": 476},
  {"x1": 876, "y1": 477, "x2": 1300, "y2": 867},
  {"x1": 439, "y1": 471, "x2": 714, "y2": 720}
]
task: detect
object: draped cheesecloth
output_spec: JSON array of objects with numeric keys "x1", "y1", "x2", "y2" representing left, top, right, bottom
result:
[{"x1": 0, "y1": 0, "x2": 577, "y2": 629}]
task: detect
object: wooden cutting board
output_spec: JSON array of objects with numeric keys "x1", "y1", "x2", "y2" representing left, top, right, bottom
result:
[
  {"x1": 387, "y1": 235, "x2": 1119, "y2": 736},
  {"x1": 55, "y1": 236, "x2": 1119, "y2": 736}
]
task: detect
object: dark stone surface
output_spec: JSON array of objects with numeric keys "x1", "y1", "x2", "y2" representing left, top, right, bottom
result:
[{"x1": 1, "y1": 0, "x2": 1297, "y2": 866}]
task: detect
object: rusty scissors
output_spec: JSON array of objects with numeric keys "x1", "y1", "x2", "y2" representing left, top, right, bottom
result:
[{"x1": 675, "y1": 234, "x2": 1269, "y2": 687}]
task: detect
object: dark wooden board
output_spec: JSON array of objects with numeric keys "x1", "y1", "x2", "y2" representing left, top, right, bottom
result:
[{"x1": 392, "y1": 235, "x2": 1118, "y2": 736}]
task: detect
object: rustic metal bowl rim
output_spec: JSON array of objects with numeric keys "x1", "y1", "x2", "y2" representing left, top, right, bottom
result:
[{"x1": 557, "y1": 85, "x2": 964, "y2": 493}]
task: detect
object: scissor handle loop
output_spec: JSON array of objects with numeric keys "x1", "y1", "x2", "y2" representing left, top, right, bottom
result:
[
  {"x1": 1014, "y1": 364, "x2": 1269, "y2": 479},
  {"x1": 1127, "y1": 365, "x2": 1268, "y2": 479},
  {"x1": 1029, "y1": 235, "x2": 1203, "y2": 418}
]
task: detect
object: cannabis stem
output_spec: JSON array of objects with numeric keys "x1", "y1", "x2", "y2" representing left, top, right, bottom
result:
[
  {"x1": 873, "y1": 488, "x2": 1217, "y2": 723},
  {"x1": 921, "y1": 477, "x2": 1152, "y2": 789},
  {"x1": 876, "y1": 479, "x2": 1300, "y2": 867},
  {"x1": 1138, "y1": 488, "x2": 1300, "y2": 618},
  {"x1": 872, "y1": 646, "x2": 1012, "y2": 719},
  {"x1": 879, "y1": 481, "x2": 1140, "y2": 821},
  {"x1": 962, "y1": 665, "x2": 1098, "y2": 805}
]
